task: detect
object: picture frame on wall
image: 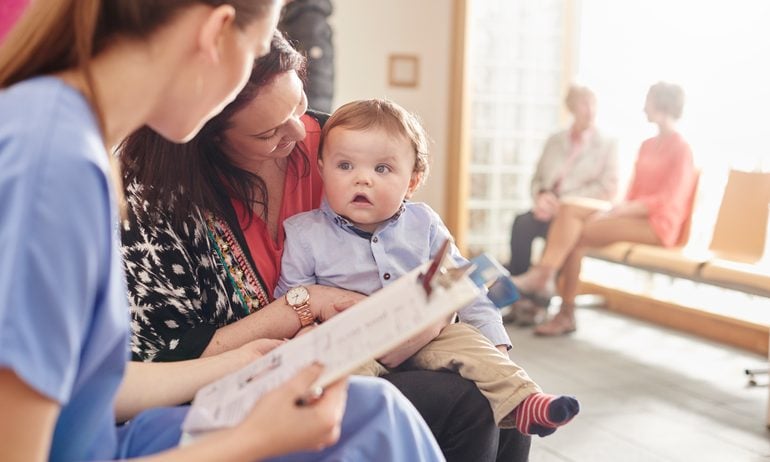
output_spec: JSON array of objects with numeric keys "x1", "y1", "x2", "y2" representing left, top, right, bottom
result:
[{"x1": 388, "y1": 54, "x2": 420, "y2": 88}]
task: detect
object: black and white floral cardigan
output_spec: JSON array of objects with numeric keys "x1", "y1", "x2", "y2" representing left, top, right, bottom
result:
[{"x1": 121, "y1": 182, "x2": 271, "y2": 362}]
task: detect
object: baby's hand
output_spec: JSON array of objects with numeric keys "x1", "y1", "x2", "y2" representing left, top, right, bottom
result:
[
  {"x1": 332, "y1": 299, "x2": 358, "y2": 313},
  {"x1": 318, "y1": 297, "x2": 363, "y2": 322}
]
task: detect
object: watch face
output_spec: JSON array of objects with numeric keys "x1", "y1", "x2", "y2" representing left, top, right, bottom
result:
[{"x1": 287, "y1": 286, "x2": 309, "y2": 305}]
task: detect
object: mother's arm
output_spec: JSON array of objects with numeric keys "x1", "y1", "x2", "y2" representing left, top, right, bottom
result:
[
  {"x1": 122, "y1": 202, "x2": 362, "y2": 361},
  {"x1": 201, "y1": 285, "x2": 365, "y2": 357}
]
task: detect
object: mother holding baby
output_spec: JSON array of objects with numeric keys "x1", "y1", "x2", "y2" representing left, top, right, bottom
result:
[{"x1": 120, "y1": 32, "x2": 531, "y2": 462}]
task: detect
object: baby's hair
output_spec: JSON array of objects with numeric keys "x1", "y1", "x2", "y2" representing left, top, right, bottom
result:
[{"x1": 321, "y1": 98, "x2": 430, "y2": 187}]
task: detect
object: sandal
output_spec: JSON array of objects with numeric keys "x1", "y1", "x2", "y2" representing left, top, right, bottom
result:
[{"x1": 533, "y1": 313, "x2": 576, "y2": 336}]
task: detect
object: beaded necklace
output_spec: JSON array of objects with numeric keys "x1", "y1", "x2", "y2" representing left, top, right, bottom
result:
[{"x1": 205, "y1": 212, "x2": 270, "y2": 316}]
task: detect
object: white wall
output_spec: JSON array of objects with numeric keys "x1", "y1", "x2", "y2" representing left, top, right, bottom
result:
[{"x1": 330, "y1": 0, "x2": 453, "y2": 216}]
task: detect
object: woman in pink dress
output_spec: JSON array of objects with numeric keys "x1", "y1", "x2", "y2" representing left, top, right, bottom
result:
[{"x1": 513, "y1": 81, "x2": 698, "y2": 336}]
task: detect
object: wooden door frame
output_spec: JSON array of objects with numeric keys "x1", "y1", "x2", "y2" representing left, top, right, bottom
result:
[
  {"x1": 445, "y1": 0, "x2": 578, "y2": 254},
  {"x1": 445, "y1": 0, "x2": 470, "y2": 253}
]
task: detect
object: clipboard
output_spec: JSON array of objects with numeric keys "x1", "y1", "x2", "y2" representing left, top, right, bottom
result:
[{"x1": 181, "y1": 238, "x2": 481, "y2": 438}]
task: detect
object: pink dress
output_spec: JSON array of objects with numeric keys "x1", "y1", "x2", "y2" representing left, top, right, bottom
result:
[{"x1": 625, "y1": 132, "x2": 697, "y2": 247}]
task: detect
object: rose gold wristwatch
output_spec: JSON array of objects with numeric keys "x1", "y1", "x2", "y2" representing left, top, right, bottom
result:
[{"x1": 285, "y1": 286, "x2": 314, "y2": 327}]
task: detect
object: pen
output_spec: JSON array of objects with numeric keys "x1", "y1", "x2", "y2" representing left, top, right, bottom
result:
[{"x1": 295, "y1": 385, "x2": 324, "y2": 406}]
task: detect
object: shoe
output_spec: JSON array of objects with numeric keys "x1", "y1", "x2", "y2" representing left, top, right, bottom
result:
[
  {"x1": 503, "y1": 299, "x2": 535, "y2": 325},
  {"x1": 520, "y1": 291, "x2": 553, "y2": 310},
  {"x1": 511, "y1": 266, "x2": 556, "y2": 302},
  {"x1": 511, "y1": 298, "x2": 547, "y2": 327},
  {"x1": 533, "y1": 313, "x2": 576, "y2": 336},
  {"x1": 501, "y1": 305, "x2": 519, "y2": 324}
]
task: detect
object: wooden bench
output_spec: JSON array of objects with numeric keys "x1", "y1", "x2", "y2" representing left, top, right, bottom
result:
[
  {"x1": 585, "y1": 169, "x2": 770, "y2": 296},
  {"x1": 581, "y1": 169, "x2": 770, "y2": 425}
]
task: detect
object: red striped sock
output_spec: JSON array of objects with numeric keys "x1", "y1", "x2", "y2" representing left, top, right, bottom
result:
[{"x1": 513, "y1": 393, "x2": 579, "y2": 437}]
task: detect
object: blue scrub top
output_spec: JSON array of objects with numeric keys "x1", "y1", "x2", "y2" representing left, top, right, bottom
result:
[
  {"x1": 0, "y1": 76, "x2": 447, "y2": 462},
  {"x1": 0, "y1": 76, "x2": 129, "y2": 461}
]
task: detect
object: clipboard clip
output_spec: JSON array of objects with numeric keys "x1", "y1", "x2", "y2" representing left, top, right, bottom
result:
[{"x1": 418, "y1": 238, "x2": 475, "y2": 298}]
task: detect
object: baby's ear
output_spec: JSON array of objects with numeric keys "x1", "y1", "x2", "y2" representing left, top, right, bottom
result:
[{"x1": 405, "y1": 172, "x2": 422, "y2": 199}]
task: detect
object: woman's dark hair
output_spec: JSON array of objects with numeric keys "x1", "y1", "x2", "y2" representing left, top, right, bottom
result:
[{"x1": 119, "y1": 31, "x2": 307, "y2": 227}]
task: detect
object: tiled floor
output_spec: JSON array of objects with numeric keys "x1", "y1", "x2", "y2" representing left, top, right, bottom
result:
[{"x1": 504, "y1": 306, "x2": 770, "y2": 461}]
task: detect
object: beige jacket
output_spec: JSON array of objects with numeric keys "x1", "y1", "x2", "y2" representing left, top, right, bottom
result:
[{"x1": 530, "y1": 128, "x2": 619, "y2": 201}]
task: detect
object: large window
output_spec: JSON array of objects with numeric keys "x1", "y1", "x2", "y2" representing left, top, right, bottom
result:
[
  {"x1": 466, "y1": 0, "x2": 574, "y2": 261},
  {"x1": 579, "y1": 0, "x2": 770, "y2": 175},
  {"x1": 576, "y1": 0, "x2": 770, "y2": 322},
  {"x1": 464, "y1": 0, "x2": 770, "y2": 260},
  {"x1": 576, "y1": 0, "x2": 770, "y2": 227}
]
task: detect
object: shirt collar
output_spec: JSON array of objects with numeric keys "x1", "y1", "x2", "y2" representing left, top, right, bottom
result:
[{"x1": 320, "y1": 197, "x2": 407, "y2": 239}]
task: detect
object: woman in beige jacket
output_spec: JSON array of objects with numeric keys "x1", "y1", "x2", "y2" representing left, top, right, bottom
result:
[{"x1": 507, "y1": 85, "x2": 618, "y2": 324}]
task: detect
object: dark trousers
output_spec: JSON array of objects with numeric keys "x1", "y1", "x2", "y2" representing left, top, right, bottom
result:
[
  {"x1": 384, "y1": 370, "x2": 531, "y2": 462},
  {"x1": 508, "y1": 211, "x2": 551, "y2": 276}
]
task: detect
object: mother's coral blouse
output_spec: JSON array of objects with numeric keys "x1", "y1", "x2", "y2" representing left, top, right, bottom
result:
[{"x1": 625, "y1": 133, "x2": 697, "y2": 247}]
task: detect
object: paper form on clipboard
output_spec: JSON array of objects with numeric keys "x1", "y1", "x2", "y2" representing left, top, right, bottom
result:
[{"x1": 181, "y1": 238, "x2": 479, "y2": 438}]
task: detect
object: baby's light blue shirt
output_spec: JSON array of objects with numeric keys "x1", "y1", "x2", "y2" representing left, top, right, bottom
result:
[{"x1": 276, "y1": 198, "x2": 512, "y2": 348}]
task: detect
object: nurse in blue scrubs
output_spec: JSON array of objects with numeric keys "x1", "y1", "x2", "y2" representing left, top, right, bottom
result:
[{"x1": 0, "y1": 1, "x2": 444, "y2": 461}]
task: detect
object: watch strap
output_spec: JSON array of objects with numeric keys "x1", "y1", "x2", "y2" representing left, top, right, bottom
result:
[{"x1": 293, "y1": 302, "x2": 315, "y2": 328}]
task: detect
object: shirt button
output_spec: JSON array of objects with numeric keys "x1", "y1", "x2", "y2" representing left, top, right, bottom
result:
[
  {"x1": 383, "y1": 273, "x2": 391, "y2": 280},
  {"x1": 372, "y1": 236, "x2": 379, "y2": 243}
]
